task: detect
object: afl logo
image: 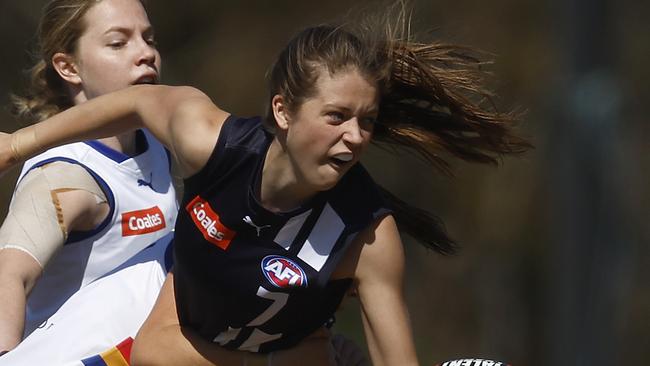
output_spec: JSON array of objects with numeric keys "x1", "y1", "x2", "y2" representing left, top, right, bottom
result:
[{"x1": 261, "y1": 255, "x2": 308, "y2": 288}]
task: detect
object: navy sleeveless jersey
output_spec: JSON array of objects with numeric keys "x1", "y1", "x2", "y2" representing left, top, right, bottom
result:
[{"x1": 174, "y1": 115, "x2": 389, "y2": 353}]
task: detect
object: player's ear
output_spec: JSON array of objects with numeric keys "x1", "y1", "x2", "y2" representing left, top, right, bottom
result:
[
  {"x1": 272, "y1": 95, "x2": 290, "y2": 131},
  {"x1": 52, "y1": 52, "x2": 82, "y2": 85}
]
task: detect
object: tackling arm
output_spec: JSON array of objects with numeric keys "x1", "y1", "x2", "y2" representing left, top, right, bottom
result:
[
  {"x1": 132, "y1": 272, "x2": 337, "y2": 366},
  {"x1": 0, "y1": 85, "x2": 229, "y2": 179}
]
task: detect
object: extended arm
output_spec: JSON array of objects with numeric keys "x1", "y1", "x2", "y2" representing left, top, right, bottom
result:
[
  {"x1": 353, "y1": 215, "x2": 418, "y2": 366},
  {"x1": 0, "y1": 249, "x2": 40, "y2": 352},
  {"x1": 1, "y1": 85, "x2": 229, "y2": 178}
]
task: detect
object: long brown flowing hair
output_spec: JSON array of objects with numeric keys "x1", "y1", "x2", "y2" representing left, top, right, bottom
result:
[{"x1": 266, "y1": 3, "x2": 531, "y2": 254}]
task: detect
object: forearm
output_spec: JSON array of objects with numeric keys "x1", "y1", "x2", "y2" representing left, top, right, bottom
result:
[
  {"x1": 11, "y1": 86, "x2": 147, "y2": 163},
  {"x1": 2, "y1": 84, "x2": 221, "y2": 179},
  {"x1": 132, "y1": 323, "x2": 264, "y2": 366},
  {"x1": 0, "y1": 232, "x2": 48, "y2": 352},
  {"x1": 0, "y1": 269, "x2": 28, "y2": 352},
  {"x1": 133, "y1": 323, "x2": 334, "y2": 366},
  {"x1": 131, "y1": 323, "x2": 208, "y2": 366},
  {"x1": 360, "y1": 295, "x2": 418, "y2": 366},
  {"x1": 131, "y1": 271, "x2": 260, "y2": 366},
  {"x1": 130, "y1": 272, "x2": 328, "y2": 366}
]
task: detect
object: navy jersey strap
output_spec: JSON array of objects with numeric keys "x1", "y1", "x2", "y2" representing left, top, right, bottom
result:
[
  {"x1": 183, "y1": 114, "x2": 237, "y2": 193},
  {"x1": 184, "y1": 115, "x2": 269, "y2": 197}
]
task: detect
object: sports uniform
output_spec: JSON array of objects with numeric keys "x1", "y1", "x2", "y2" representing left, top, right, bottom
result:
[
  {"x1": 0, "y1": 233, "x2": 173, "y2": 366},
  {"x1": 15, "y1": 130, "x2": 177, "y2": 336},
  {"x1": 174, "y1": 115, "x2": 389, "y2": 353}
]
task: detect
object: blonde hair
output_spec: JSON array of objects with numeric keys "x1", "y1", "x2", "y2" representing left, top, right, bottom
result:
[{"x1": 11, "y1": 0, "x2": 146, "y2": 122}]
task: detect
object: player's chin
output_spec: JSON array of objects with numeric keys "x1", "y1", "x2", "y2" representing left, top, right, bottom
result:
[
  {"x1": 312, "y1": 166, "x2": 345, "y2": 191},
  {"x1": 434, "y1": 358, "x2": 512, "y2": 366}
]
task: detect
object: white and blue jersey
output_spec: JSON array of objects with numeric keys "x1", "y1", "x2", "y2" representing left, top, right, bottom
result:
[
  {"x1": 0, "y1": 233, "x2": 173, "y2": 366},
  {"x1": 15, "y1": 130, "x2": 178, "y2": 336},
  {"x1": 174, "y1": 116, "x2": 389, "y2": 353}
]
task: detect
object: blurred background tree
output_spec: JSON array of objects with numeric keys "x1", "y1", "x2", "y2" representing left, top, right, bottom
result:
[{"x1": 0, "y1": 1, "x2": 648, "y2": 365}]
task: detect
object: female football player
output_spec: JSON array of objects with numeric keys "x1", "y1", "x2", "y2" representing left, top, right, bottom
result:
[
  {"x1": 0, "y1": 0, "x2": 176, "y2": 362},
  {"x1": 0, "y1": 4, "x2": 529, "y2": 365}
]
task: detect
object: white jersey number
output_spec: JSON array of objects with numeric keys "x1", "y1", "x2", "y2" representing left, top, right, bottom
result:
[{"x1": 213, "y1": 286, "x2": 288, "y2": 352}]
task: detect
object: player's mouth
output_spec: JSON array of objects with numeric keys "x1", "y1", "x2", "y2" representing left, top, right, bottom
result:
[
  {"x1": 328, "y1": 152, "x2": 354, "y2": 169},
  {"x1": 133, "y1": 74, "x2": 158, "y2": 85}
]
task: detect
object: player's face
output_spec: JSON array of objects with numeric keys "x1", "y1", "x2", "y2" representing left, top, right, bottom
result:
[
  {"x1": 282, "y1": 67, "x2": 378, "y2": 191},
  {"x1": 71, "y1": 0, "x2": 160, "y2": 101}
]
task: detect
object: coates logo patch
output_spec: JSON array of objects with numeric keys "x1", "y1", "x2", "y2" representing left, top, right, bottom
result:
[
  {"x1": 122, "y1": 206, "x2": 166, "y2": 236},
  {"x1": 261, "y1": 255, "x2": 308, "y2": 288},
  {"x1": 186, "y1": 196, "x2": 236, "y2": 250}
]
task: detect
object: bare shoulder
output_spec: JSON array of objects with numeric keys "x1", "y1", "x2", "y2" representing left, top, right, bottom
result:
[
  {"x1": 354, "y1": 215, "x2": 404, "y2": 283},
  {"x1": 170, "y1": 88, "x2": 227, "y2": 124},
  {"x1": 332, "y1": 214, "x2": 403, "y2": 284},
  {"x1": 168, "y1": 91, "x2": 230, "y2": 178},
  {"x1": 133, "y1": 85, "x2": 230, "y2": 178}
]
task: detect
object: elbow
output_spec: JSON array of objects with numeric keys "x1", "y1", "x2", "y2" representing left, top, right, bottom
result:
[
  {"x1": 131, "y1": 322, "x2": 183, "y2": 366},
  {"x1": 131, "y1": 333, "x2": 163, "y2": 366},
  {"x1": 131, "y1": 324, "x2": 164, "y2": 366},
  {"x1": 0, "y1": 250, "x2": 40, "y2": 293}
]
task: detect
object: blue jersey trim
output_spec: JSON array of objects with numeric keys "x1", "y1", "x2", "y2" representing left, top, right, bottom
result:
[
  {"x1": 84, "y1": 130, "x2": 149, "y2": 163},
  {"x1": 22, "y1": 157, "x2": 116, "y2": 245},
  {"x1": 84, "y1": 140, "x2": 130, "y2": 163}
]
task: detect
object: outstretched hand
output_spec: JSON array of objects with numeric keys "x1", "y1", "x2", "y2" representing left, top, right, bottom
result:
[{"x1": 0, "y1": 132, "x2": 19, "y2": 178}]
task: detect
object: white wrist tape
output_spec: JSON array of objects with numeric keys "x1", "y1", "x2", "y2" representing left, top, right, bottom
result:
[{"x1": 10, "y1": 127, "x2": 39, "y2": 163}]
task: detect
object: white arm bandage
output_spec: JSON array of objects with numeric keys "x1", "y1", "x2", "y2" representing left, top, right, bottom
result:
[{"x1": 0, "y1": 162, "x2": 107, "y2": 268}]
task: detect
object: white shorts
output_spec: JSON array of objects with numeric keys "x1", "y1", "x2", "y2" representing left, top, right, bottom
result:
[{"x1": 0, "y1": 233, "x2": 173, "y2": 366}]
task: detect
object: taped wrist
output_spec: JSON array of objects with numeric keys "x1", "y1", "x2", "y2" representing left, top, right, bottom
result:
[{"x1": 10, "y1": 126, "x2": 39, "y2": 163}]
